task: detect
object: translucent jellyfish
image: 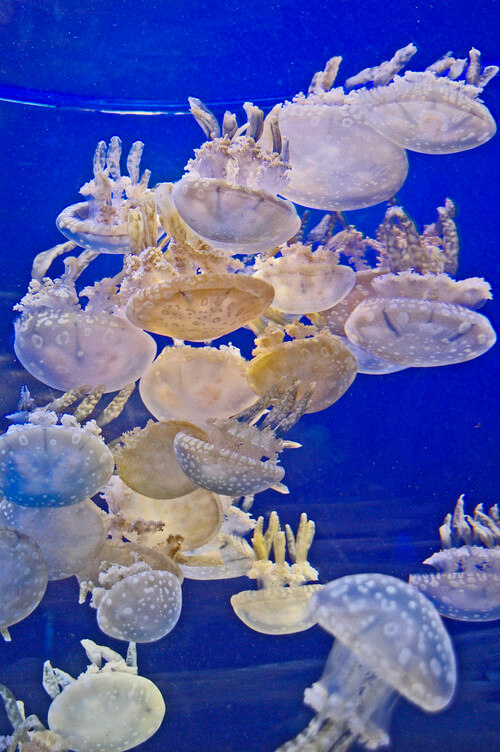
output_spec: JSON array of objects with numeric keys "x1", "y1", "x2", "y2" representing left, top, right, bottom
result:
[
  {"x1": 113, "y1": 420, "x2": 206, "y2": 499},
  {"x1": 0, "y1": 528, "x2": 48, "y2": 641},
  {"x1": 0, "y1": 410, "x2": 114, "y2": 508},
  {"x1": 14, "y1": 258, "x2": 157, "y2": 393},
  {"x1": 231, "y1": 512, "x2": 322, "y2": 634},
  {"x1": 56, "y1": 137, "x2": 157, "y2": 253},
  {"x1": 172, "y1": 99, "x2": 301, "y2": 253},
  {"x1": 352, "y1": 47, "x2": 498, "y2": 154},
  {"x1": 0, "y1": 499, "x2": 106, "y2": 580},
  {"x1": 276, "y1": 574, "x2": 456, "y2": 752},
  {"x1": 253, "y1": 243, "x2": 355, "y2": 314},
  {"x1": 102, "y1": 475, "x2": 223, "y2": 551},
  {"x1": 138, "y1": 344, "x2": 257, "y2": 425},
  {"x1": 410, "y1": 495, "x2": 500, "y2": 621},
  {"x1": 338, "y1": 336, "x2": 408, "y2": 375},
  {"x1": 345, "y1": 271, "x2": 496, "y2": 367},
  {"x1": 247, "y1": 324, "x2": 357, "y2": 413},
  {"x1": 173, "y1": 381, "x2": 310, "y2": 496},
  {"x1": 44, "y1": 640, "x2": 165, "y2": 752},
  {"x1": 267, "y1": 50, "x2": 409, "y2": 211}
]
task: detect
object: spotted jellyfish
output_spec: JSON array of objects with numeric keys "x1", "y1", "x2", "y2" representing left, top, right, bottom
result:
[
  {"x1": 56, "y1": 137, "x2": 158, "y2": 253},
  {"x1": 410, "y1": 494, "x2": 500, "y2": 621},
  {"x1": 172, "y1": 98, "x2": 301, "y2": 253},
  {"x1": 44, "y1": 640, "x2": 165, "y2": 752},
  {"x1": 173, "y1": 381, "x2": 310, "y2": 497},
  {"x1": 264, "y1": 47, "x2": 411, "y2": 211},
  {"x1": 276, "y1": 574, "x2": 456, "y2": 752},
  {"x1": 351, "y1": 47, "x2": 498, "y2": 154},
  {"x1": 231, "y1": 511, "x2": 322, "y2": 634}
]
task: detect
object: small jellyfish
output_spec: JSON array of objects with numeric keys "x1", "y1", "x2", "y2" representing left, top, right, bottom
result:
[
  {"x1": 44, "y1": 640, "x2": 165, "y2": 752},
  {"x1": 0, "y1": 528, "x2": 48, "y2": 641},
  {"x1": 126, "y1": 271, "x2": 275, "y2": 341},
  {"x1": 138, "y1": 344, "x2": 257, "y2": 426},
  {"x1": 410, "y1": 495, "x2": 500, "y2": 621},
  {"x1": 56, "y1": 137, "x2": 157, "y2": 253},
  {"x1": 0, "y1": 682, "x2": 64, "y2": 751},
  {"x1": 266, "y1": 51, "x2": 409, "y2": 211},
  {"x1": 352, "y1": 47, "x2": 498, "y2": 154},
  {"x1": 231, "y1": 511, "x2": 322, "y2": 634},
  {"x1": 173, "y1": 381, "x2": 310, "y2": 497},
  {"x1": 0, "y1": 498, "x2": 106, "y2": 580},
  {"x1": 14, "y1": 258, "x2": 157, "y2": 393},
  {"x1": 344, "y1": 271, "x2": 496, "y2": 367},
  {"x1": 338, "y1": 335, "x2": 408, "y2": 375},
  {"x1": 276, "y1": 574, "x2": 456, "y2": 752},
  {"x1": 0, "y1": 410, "x2": 114, "y2": 508},
  {"x1": 247, "y1": 323, "x2": 357, "y2": 413},
  {"x1": 172, "y1": 99, "x2": 301, "y2": 253}
]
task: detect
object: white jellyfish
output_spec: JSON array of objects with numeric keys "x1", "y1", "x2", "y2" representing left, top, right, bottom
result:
[{"x1": 276, "y1": 574, "x2": 457, "y2": 751}]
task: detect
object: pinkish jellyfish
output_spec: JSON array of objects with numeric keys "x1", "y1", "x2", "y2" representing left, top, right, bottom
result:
[
  {"x1": 410, "y1": 495, "x2": 500, "y2": 621},
  {"x1": 172, "y1": 99, "x2": 301, "y2": 253},
  {"x1": 352, "y1": 47, "x2": 498, "y2": 154},
  {"x1": 276, "y1": 574, "x2": 456, "y2": 751}
]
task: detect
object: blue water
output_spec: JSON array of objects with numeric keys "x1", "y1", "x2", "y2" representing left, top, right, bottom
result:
[{"x1": 0, "y1": 1, "x2": 499, "y2": 750}]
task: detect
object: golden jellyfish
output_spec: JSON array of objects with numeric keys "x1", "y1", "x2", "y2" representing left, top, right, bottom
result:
[
  {"x1": 230, "y1": 511, "x2": 322, "y2": 634},
  {"x1": 352, "y1": 47, "x2": 498, "y2": 154},
  {"x1": 173, "y1": 381, "x2": 311, "y2": 497},
  {"x1": 266, "y1": 48, "x2": 411, "y2": 211},
  {"x1": 0, "y1": 528, "x2": 48, "y2": 641},
  {"x1": 247, "y1": 323, "x2": 357, "y2": 413},
  {"x1": 172, "y1": 98, "x2": 301, "y2": 253},
  {"x1": 276, "y1": 574, "x2": 456, "y2": 752},
  {"x1": 13, "y1": 258, "x2": 157, "y2": 393},
  {"x1": 56, "y1": 137, "x2": 157, "y2": 253},
  {"x1": 138, "y1": 344, "x2": 257, "y2": 426},
  {"x1": 0, "y1": 410, "x2": 114, "y2": 508},
  {"x1": 44, "y1": 640, "x2": 165, "y2": 752},
  {"x1": 410, "y1": 495, "x2": 500, "y2": 621}
]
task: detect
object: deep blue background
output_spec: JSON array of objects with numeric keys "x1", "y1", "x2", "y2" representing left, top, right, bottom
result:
[{"x1": 0, "y1": 1, "x2": 499, "y2": 750}]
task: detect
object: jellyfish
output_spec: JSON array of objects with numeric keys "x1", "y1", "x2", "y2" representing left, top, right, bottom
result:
[
  {"x1": 0, "y1": 498, "x2": 106, "y2": 580},
  {"x1": 138, "y1": 344, "x2": 257, "y2": 426},
  {"x1": 276, "y1": 574, "x2": 456, "y2": 751},
  {"x1": 247, "y1": 323, "x2": 357, "y2": 413},
  {"x1": 173, "y1": 381, "x2": 310, "y2": 497},
  {"x1": 0, "y1": 683, "x2": 65, "y2": 752},
  {"x1": 338, "y1": 336, "x2": 408, "y2": 375},
  {"x1": 344, "y1": 270, "x2": 496, "y2": 367},
  {"x1": 172, "y1": 98, "x2": 301, "y2": 253},
  {"x1": 231, "y1": 511, "x2": 322, "y2": 634},
  {"x1": 0, "y1": 410, "x2": 114, "y2": 508},
  {"x1": 410, "y1": 495, "x2": 500, "y2": 621},
  {"x1": 0, "y1": 528, "x2": 48, "y2": 641},
  {"x1": 13, "y1": 256, "x2": 157, "y2": 393},
  {"x1": 44, "y1": 640, "x2": 165, "y2": 752},
  {"x1": 352, "y1": 47, "x2": 498, "y2": 154},
  {"x1": 125, "y1": 270, "x2": 274, "y2": 341},
  {"x1": 56, "y1": 137, "x2": 158, "y2": 253},
  {"x1": 265, "y1": 48, "x2": 410, "y2": 211}
]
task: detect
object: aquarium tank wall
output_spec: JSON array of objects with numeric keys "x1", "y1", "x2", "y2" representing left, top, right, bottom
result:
[{"x1": 0, "y1": 1, "x2": 498, "y2": 750}]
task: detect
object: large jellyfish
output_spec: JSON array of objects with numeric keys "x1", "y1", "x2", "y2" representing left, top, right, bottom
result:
[
  {"x1": 410, "y1": 495, "x2": 500, "y2": 621},
  {"x1": 276, "y1": 574, "x2": 456, "y2": 751},
  {"x1": 352, "y1": 47, "x2": 498, "y2": 154},
  {"x1": 172, "y1": 99, "x2": 301, "y2": 253},
  {"x1": 231, "y1": 511, "x2": 322, "y2": 634},
  {"x1": 56, "y1": 137, "x2": 158, "y2": 253},
  {"x1": 44, "y1": 640, "x2": 165, "y2": 752}
]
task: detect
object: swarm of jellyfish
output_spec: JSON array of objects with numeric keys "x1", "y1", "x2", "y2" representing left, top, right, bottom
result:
[{"x1": 0, "y1": 40, "x2": 498, "y2": 752}]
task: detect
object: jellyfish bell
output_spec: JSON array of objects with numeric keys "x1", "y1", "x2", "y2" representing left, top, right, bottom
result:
[
  {"x1": 353, "y1": 48, "x2": 498, "y2": 155},
  {"x1": 276, "y1": 573, "x2": 456, "y2": 752},
  {"x1": 338, "y1": 336, "x2": 408, "y2": 375},
  {"x1": 138, "y1": 344, "x2": 257, "y2": 426},
  {"x1": 0, "y1": 411, "x2": 114, "y2": 508},
  {"x1": 126, "y1": 272, "x2": 274, "y2": 341},
  {"x1": 0, "y1": 527, "x2": 48, "y2": 641},
  {"x1": 45, "y1": 640, "x2": 165, "y2": 752},
  {"x1": 172, "y1": 99, "x2": 301, "y2": 253}
]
